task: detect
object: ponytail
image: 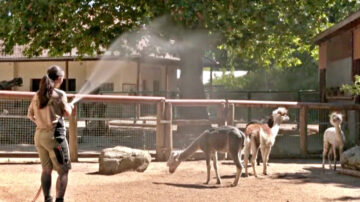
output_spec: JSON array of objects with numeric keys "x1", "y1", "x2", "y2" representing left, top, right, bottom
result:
[
  {"x1": 37, "y1": 65, "x2": 65, "y2": 109},
  {"x1": 38, "y1": 75, "x2": 54, "y2": 109}
]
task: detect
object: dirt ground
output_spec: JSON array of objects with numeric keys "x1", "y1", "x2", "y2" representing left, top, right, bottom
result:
[{"x1": 0, "y1": 158, "x2": 359, "y2": 202}]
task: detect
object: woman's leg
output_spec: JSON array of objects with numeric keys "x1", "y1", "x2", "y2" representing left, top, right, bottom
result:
[
  {"x1": 35, "y1": 129, "x2": 55, "y2": 202},
  {"x1": 42, "y1": 167, "x2": 53, "y2": 202},
  {"x1": 56, "y1": 170, "x2": 69, "y2": 201}
]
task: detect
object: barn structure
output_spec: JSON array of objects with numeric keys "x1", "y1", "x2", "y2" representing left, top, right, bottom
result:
[
  {"x1": 314, "y1": 10, "x2": 360, "y2": 144},
  {"x1": 0, "y1": 55, "x2": 178, "y2": 96}
]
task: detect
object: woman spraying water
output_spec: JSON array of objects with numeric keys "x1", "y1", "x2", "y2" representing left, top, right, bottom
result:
[{"x1": 27, "y1": 65, "x2": 74, "y2": 202}]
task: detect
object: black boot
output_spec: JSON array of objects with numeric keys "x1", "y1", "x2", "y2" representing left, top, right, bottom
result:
[
  {"x1": 45, "y1": 196, "x2": 53, "y2": 202},
  {"x1": 55, "y1": 198, "x2": 64, "y2": 202}
]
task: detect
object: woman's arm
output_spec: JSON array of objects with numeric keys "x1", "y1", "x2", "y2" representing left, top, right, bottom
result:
[
  {"x1": 62, "y1": 93, "x2": 74, "y2": 117},
  {"x1": 27, "y1": 96, "x2": 36, "y2": 123}
]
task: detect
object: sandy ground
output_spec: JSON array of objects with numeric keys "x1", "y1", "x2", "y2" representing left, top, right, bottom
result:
[{"x1": 0, "y1": 158, "x2": 359, "y2": 202}]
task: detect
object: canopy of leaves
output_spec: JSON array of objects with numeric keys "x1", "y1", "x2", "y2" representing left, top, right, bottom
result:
[
  {"x1": 0, "y1": 0, "x2": 359, "y2": 68},
  {"x1": 212, "y1": 52, "x2": 319, "y2": 91}
]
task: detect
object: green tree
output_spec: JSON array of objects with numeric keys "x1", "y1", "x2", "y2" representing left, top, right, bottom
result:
[
  {"x1": 212, "y1": 52, "x2": 319, "y2": 91},
  {"x1": 0, "y1": 0, "x2": 359, "y2": 99}
]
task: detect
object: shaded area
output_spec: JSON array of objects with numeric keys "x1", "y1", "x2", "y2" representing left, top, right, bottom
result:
[
  {"x1": 272, "y1": 166, "x2": 360, "y2": 189},
  {"x1": 153, "y1": 182, "x2": 220, "y2": 189}
]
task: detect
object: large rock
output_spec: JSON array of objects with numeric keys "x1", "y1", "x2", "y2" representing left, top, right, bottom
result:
[
  {"x1": 99, "y1": 146, "x2": 151, "y2": 175},
  {"x1": 341, "y1": 146, "x2": 360, "y2": 171}
]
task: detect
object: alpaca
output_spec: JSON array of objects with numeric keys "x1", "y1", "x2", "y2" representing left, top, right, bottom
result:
[
  {"x1": 167, "y1": 126, "x2": 245, "y2": 187},
  {"x1": 243, "y1": 107, "x2": 289, "y2": 177},
  {"x1": 322, "y1": 112, "x2": 345, "y2": 171}
]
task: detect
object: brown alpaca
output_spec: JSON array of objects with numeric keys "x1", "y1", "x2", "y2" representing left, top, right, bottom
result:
[
  {"x1": 167, "y1": 126, "x2": 245, "y2": 186},
  {"x1": 243, "y1": 107, "x2": 289, "y2": 177}
]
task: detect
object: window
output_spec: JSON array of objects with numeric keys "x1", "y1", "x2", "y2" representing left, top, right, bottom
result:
[
  {"x1": 153, "y1": 80, "x2": 160, "y2": 96},
  {"x1": 99, "y1": 83, "x2": 114, "y2": 91},
  {"x1": 31, "y1": 79, "x2": 76, "y2": 92},
  {"x1": 122, "y1": 83, "x2": 137, "y2": 95}
]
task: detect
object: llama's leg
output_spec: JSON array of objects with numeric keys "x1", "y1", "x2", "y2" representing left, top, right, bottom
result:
[
  {"x1": 262, "y1": 146, "x2": 271, "y2": 175},
  {"x1": 332, "y1": 146, "x2": 337, "y2": 171},
  {"x1": 212, "y1": 152, "x2": 221, "y2": 184},
  {"x1": 205, "y1": 152, "x2": 211, "y2": 184},
  {"x1": 260, "y1": 145, "x2": 267, "y2": 175},
  {"x1": 250, "y1": 144, "x2": 259, "y2": 178},
  {"x1": 322, "y1": 142, "x2": 329, "y2": 169},
  {"x1": 256, "y1": 150, "x2": 261, "y2": 166},
  {"x1": 231, "y1": 152, "x2": 243, "y2": 187},
  {"x1": 328, "y1": 146, "x2": 333, "y2": 170},
  {"x1": 266, "y1": 146, "x2": 272, "y2": 164},
  {"x1": 243, "y1": 141, "x2": 250, "y2": 177},
  {"x1": 339, "y1": 145, "x2": 344, "y2": 163}
]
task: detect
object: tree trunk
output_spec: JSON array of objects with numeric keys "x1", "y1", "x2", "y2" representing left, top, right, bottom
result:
[{"x1": 176, "y1": 48, "x2": 210, "y2": 146}]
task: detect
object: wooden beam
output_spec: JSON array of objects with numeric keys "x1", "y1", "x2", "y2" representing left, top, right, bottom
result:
[
  {"x1": 69, "y1": 105, "x2": 78, "y2": 162},
  {"x1": 65, "y1": 60, "x2": 69, "y2": 92},
  {"x1": 156, "y1": 101, "x2": 165, "y2": 161},
  {"x1": 164, "y1": 102, "x2": 173, "y2": 161},
  {"x1": 299, "y1": 106, "x2": 308, "y2": 157}
]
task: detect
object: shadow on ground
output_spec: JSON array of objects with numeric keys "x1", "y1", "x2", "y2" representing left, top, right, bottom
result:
[
  {"x1": 152, "y1": 182, "x2": 222, "y2": 189},
  {"x1": 272, "y1": 166, "x2": 360, "y2": 189}
]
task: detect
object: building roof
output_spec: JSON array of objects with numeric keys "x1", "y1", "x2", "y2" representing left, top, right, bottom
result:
[
  {"x1": 314, "y1": 10, "x2": 360, "y2": 44},
  {"x1": 0, "y1": 54, "x2": 219, "y2": 67}
]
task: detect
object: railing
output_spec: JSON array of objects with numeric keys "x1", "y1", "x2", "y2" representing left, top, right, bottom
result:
[{"x1": 0, "y1": 90, "x2": 359, "y2": 162}]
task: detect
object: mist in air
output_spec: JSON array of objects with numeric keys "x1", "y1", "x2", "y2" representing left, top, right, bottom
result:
[{"x1": 71, "y1": 16, "x2": 217, "y2": 104}]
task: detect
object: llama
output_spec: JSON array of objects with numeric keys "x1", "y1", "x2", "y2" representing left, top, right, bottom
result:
[
  {"x1": 322, "y1": 112, "x2": 345, "y2": 171},
  {"x1": 167, "y1": 126, "x2": 245, "y2": 187},
  {"x1": 243, "y1": 107, "x2": 289, "y2": 177}
]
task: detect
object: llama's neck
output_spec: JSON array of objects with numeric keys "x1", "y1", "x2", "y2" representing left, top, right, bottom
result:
[
  {"x1": 178, "y1": 137, "x2": 201, "y2": 161},
  {"x1": 270, "y1": 120, "x2": 281, "y2": 137},
  {"x1": 334, "y1": 124, "x2": 344, "y2": 143}
]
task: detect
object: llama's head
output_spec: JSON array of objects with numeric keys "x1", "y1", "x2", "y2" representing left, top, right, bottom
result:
[
  {"x1": 329, "y1": 112, "x2": 343, "y2": 126},
  {"x1": 167, "y1": 152, "x2": 181, "y2": 173},
  {"x1": 272, "y1": 107, "x2": 289, "y2": 123}
]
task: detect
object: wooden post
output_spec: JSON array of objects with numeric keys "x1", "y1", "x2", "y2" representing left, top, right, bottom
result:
[
  {"x1": 164, "y1": 102, "x2": 173, "y2": 160},
  {"x1": 156, "y1": 101, "x2": 165, "y2": 161},
  {"x1": 299, "y1": 106, "x2": 308, "y2": 157},
  {"x1": 226, "y1": 103, "x2": 235, "y2": 126},
  {"x1": 217, "y1": 103, "x2": 226, "y2": 126},
  {"x1": 247, "y1": 92, "x2": 252, "y2": 122},
  {"x1": 65, "y1": 60, "x2": 69, "y2": 92},
  {"x1": 69, "y1": 105, "x2": 78, "y2": 162}
]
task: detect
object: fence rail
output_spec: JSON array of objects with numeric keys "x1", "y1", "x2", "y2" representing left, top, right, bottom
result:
[{"x1": 0, "y1": 90, "x2": 359, "y2": 161}]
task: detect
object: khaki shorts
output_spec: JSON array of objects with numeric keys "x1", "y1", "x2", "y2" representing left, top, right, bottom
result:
[{"x1": 34, "y1": 128, "x2": 71, "y2": 174}]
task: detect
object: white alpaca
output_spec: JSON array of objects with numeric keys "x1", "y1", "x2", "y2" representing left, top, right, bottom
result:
[
  {"x1": 322, "y1": 112, "x2": 345, "y2": 171},
  {"x1": 243, "y1": 107, "x2": 289, "y2": 177}
]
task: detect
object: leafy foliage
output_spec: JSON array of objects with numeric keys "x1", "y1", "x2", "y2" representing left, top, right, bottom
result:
[
  {"x1": 0, "y1": 0, "x2": 359, "y2": 69},
  {"x1": 341, "y1": 75, "x2": 360, "y2": 96},
  {"x1": 212, "y1": 52, "x2": 319, "y2": 91}
]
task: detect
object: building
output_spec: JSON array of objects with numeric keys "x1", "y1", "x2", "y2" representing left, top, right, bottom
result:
[
  {"x1": 314, "y1": 10, "x2": 360, "y2": 144},
  {"x1": 0, "y1": 55, "x2": 180, "y2": 95}
]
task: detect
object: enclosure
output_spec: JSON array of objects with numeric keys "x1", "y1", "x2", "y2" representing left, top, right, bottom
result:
[{"x1": 0, "y1": 90, "x2": 359, "y2": 161}]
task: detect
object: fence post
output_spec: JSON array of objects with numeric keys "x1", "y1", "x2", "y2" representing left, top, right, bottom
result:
[
  {"x1": 69, "y1": 105, "x2": 78, "y2": 162},
  {"x1": 156, "y1": 101, "x2": 165, "y2": 161},
  {"x1": 247, "y1": 92, "x2": 252, "y2": 122},
  {"x1": 299, "y1": 106, "x2": 308, "y2": 157},
  {"x1": 226, "y1": 103, "x2": 235, "y2": 126},
  {"x1": 164, "y1": 102, "x2": 173, "y2": 160},
  {"x1": 217, "y1": 103, "x2": 226, "y2": 126}
]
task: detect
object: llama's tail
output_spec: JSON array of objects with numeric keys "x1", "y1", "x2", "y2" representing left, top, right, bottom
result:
[{"x1": 178, "y1": 130, "x2": 206, "y2": 161}]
